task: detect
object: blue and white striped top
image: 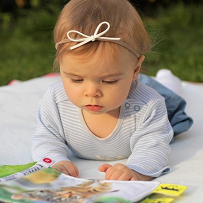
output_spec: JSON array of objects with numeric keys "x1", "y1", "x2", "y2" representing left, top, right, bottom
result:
[{"x1": 32, "y1": 79, "x2": 173, "y2": 177}]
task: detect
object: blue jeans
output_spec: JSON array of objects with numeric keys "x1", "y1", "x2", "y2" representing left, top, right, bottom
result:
[{"x1": 139, "y1": 74, "x2": 193, "y2": 137}]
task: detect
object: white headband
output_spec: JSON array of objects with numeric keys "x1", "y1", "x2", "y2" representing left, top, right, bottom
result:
[{"x1": 55, "y1": 21, "x2": 140, "y2": 58}]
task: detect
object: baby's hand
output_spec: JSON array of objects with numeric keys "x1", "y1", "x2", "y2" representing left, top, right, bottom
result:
[
  {"x1": 52, "y1": 160, "x2": 79, "y2": 177},
  {"x1": 98, "y1": 163, "x2": 153, "y2": 181}
]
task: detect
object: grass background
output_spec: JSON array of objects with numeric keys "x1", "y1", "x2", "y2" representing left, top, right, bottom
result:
[{"x1": 0, "y1": 2, "x2": 203, "y2": 86}]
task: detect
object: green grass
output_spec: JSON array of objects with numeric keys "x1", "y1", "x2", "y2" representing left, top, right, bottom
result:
[
  {"x1": 143, "y1": 3, "x2": 203, "y2": 82},
  {"x1": 0, "y1": 6, "x2": 60, "y2": 86},
  {"x1": 0, "y1": 3, "x2": 203, "y2": 86}
]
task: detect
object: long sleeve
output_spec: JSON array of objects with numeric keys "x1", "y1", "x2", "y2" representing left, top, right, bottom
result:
[
  {"x1": 126, "y1": 97, "x2": 173, "y2": 177},
  {"x1": 31, "y1": 86, "x2": 70, "y2": 163}
]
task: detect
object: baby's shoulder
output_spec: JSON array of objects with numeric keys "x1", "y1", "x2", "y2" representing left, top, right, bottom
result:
[
  {"x1": 46, "y1": 79, "x2": 68, "y2": 103},
  {"x1": 128, "y1": 81, "x2": 163, "y2": 105}
]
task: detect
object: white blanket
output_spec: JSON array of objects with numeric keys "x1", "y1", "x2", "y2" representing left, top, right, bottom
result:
[{"x1": 0, "y1": 76, "x2": 203, "y2": 202}]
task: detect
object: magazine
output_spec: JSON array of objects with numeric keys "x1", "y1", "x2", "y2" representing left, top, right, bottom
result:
[
  {"x1": 0, "y1": 158, "x2": 55, "y2": 183},
  {"x1": 0, "y1": 158, "x2": 187, "y2": 203},
  {"x1": 0, "y1": 167, "x2": 159, "y2": 202}
]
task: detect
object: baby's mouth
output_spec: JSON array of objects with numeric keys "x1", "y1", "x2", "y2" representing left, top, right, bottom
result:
[{"x1": 85, "y1": 105, "x2": 103, "y2": 112}]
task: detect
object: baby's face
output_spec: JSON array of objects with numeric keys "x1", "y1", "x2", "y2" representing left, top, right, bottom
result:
[{"x1": 59, "y1": 45, "x2": 141, "y2": 116}]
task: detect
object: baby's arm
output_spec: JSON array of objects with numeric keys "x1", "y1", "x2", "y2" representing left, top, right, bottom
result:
[
  {"x1": 126, "y1": 97, "x2": 173, "y2": 178},
  {"x1": 99, "y1": 97, "x2": 173, "y2": 181},
  {"x1": 52, "y1": 160, "x2": 79, "y2": 177},
  {"x1": 32, "y1": 86, "x2": 75, "y2": 174},
  {"x1": 99, "y1": 163, "x2": 153, "y2": 181}
]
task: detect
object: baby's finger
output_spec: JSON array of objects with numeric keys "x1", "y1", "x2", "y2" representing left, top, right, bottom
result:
[
  {"x1": 64, "y1": 163, "x2": 78, "y2": 177},
  {"x1": 72, "y1": 163, "x2": 79, "y2": 177},
  {"x1": 107, "y1": 169, "x2": 123, "y2": 180},
  {"x1": 117, "y1": 173, "x2": 132, "y2": 181},
  {"x1": 130, "y1": 176, "x2": 138, "y2": 181},
  {"x1": 98, "y1": 164, "x2": 112, "y2": 172},
  {"x1": 52, "y1": 165, "x2": 70, "y2": 176}
]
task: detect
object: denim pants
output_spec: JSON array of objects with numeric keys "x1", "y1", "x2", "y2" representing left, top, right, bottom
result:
[{"x1": 139, "y1": 74, "x2": 193, "y2": 137}]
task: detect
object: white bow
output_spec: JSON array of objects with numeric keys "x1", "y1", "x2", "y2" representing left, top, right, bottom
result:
[{"x1": 67, "y1": 22, "x2": 121, "y2": 50}]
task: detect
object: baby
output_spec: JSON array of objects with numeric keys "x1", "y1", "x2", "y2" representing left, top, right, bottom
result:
[{"x1": 32, "y1": 0, "x2": 192, "y2": 181}]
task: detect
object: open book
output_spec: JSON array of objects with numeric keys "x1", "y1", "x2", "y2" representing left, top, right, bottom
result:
[
  {"x1": 0, "y1": 160, "x2": 159, "y2": 203},
  {"x1": 0, "y1": 158, "x2": 187, "y2": 203}
]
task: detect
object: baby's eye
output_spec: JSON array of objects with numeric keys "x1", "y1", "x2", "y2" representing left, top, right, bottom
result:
[
  {"x1": 102, "y1": 80, "x2": 118, "y2": 84},
  {"x1": 71, "y1": 79, "x2": 83, "y2": 83}
]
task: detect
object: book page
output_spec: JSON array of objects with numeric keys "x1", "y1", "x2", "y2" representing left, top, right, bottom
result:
[{"x1": 0, "y1": 167, "x2": 159, "y2": 203}]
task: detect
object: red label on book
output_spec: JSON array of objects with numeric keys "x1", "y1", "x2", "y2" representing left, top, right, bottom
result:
[{"x1": 43, "y1": 158, "x2": 52, "y2": 163}]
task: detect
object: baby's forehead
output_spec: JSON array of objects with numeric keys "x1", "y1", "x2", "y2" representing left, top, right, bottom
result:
[
  {"x1": 60, "y1": 43, "x2": 136, "y2": 77},
  {"x1": 64, "y1": 41, "x2": 134, "y2": 63}
]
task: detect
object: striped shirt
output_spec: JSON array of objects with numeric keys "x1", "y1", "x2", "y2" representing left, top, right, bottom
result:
[{"x1": 32, "y1": 79, "x2": 173, "y2": 177}]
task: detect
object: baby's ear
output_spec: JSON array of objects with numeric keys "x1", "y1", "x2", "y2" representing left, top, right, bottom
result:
[
  {"x1": 133, "y1": 55, "x2": 145, "y2": 81},
  {"x1": 137, "y1": 55, "x2": 145, "y2": 67}
]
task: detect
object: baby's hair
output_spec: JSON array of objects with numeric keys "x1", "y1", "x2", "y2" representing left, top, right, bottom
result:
[{"x1": 54, "y1": 0, "x2": 151, "y2": 68}]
